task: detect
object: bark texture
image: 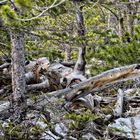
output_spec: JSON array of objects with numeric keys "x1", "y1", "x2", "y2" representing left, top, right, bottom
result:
[{"x1": 10, "y1": 31, "x2": 27, "y2": 123}]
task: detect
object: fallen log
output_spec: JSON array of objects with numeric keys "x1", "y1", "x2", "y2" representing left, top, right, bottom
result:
[
  {"x1": 0, "y1": 57, "x2": 50, "y2": 86},
  {"x1": 47, "y1": 64, "x2": 140, "y2": 101},
  {"x1": 61, "y1": 71, "x2": 87, "y2": 88},
  {"x1": 0, "y1": 78, "x2": 49, "y2": 95},
  {"x1": 1, "y1": 64, "x2": 140, "y2": 107},
  {"x1": 0, "y1": 71, "x2": 40, "y2": 84}
]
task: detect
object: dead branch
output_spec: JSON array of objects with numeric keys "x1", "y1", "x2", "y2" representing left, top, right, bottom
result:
[
  {"x1": 114, "y1": 89, "x2": 124, "y2": 117},
  {"x1": 27, "y1": 80, "x2": 49, "y2": 91},
  {"x1": 0, "y1": 63, "x2": 10, "y2": 71},
  {"x1": 60, "y1": 61, "x2": 75, "y2": 67}
]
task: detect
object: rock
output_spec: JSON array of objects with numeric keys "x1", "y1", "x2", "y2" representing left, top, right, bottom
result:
[
  {"x1": 55, "y1": 122, "x2": 68, "y2": 136},
  {"x1": 40, "y1": 130, "x2": 60, "y2": 140},
  {"x1": 0, "y1": 101, "x2": 10, "y2": 112},
  {"x1": 82, "y1": 133, "x2": 97, "y2": 140},
  {"x1": 108, "y1": 115, "x2": 140, "y2": 139},
  {"x1": 67, "y1": 136, "x2": 77, "y2": 140}
]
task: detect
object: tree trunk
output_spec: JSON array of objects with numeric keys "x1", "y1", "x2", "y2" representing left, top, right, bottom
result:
[
  {"x1": 107, "y1": 11, "x2": 117, "y2": 34},
  {"x1": 115, "y1": 1, "x2": 125, "y2": 38},
  {"x1": 74, "y1": 46, "x2": 86, "y2": 74},
  {"x1": 127, "y1": 3, "x2": 133, "y2": 36},
  {"x1": 64, "y1": 23, "x2": 73, "y2": 62},
  {"x1": 10, "y1": 31, "x2": 27, "y2": 123},
  {"x1": 126, "y1": 1, "x2": 138, "y2": 37},
  {"x1": 118, "y1": 17, "x2": 125, "y2": 38},
  {"x1": 64, "y1": 45, "x2": 72, "y2": 62},
  {"x1": 74, "y1": 2, "x2": 86, "y2": 75}
]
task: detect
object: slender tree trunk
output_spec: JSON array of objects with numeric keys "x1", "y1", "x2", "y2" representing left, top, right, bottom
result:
[
  {"x1": 135, "y1": 2, "x2": 140, "y2": 24},
  {"x1": 126, "y1": 1, "x2": 138, "y2": 36},
  {"x1": 115, "y1": 1, "x2": 125, "y2": 38},
  {"x1": 64, "y1": 23, "x2": 73, "y2": 62},
  {"x1": 127, "y1": 3, "x2": 134, "y2": 36},
  {"x1": 107, "y1": 11, "x2": 117, "y2": 34},
  {"x1": 74, "y1": 2, "x2": 86, "y2": 75},
  {"x1": 10, "y1": 31, "x2": 27, "y2": 123},
  {"x1": 64, "y1": 45, "x2": 72, "y2": 62},
  {"x1": 118, "y1": 17, "x2": 125, "y2": 38}
]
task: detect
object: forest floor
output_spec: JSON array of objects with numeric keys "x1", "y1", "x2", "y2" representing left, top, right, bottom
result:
[{"x1": 0, "y1": 57, "x2": 140, "y2": 140}]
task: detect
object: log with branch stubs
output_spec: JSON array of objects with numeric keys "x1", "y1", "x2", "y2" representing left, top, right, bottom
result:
[{"x1": 1, "y1": 57, "x2": 140, "y2": 115}]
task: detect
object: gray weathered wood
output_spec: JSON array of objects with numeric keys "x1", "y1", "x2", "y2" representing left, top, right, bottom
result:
[
  {"x1": 48, "y1": 64, "x2": 140, "y2": 101},
  {"x1": 114, "y1": 89, "x2": 124, "y2": 117}
]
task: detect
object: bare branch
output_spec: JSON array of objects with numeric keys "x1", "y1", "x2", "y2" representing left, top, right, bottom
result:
[
  {"x1": 27, "y1": 80, "x2": 49, "y2": 91},
  {"x1": 0, "y1": 63, "x2": 10, "y2": 71}
]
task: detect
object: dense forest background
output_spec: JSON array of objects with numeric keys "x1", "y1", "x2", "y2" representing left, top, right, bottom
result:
[
  {"x1": 0, "y1": 0, "x2": 140, "y2": 139},
  {"x1": 1, "y1": 0, "x2": 140, "y2": 75}
]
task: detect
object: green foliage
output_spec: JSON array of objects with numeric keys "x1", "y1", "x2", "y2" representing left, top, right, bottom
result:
[
  {"x1": 25, "y1": 40, "x2": 64, "y2": 61},
  {"x1": 85, "y1": 25, "x2": 140, "y2": 76},
  {"x1": 15, "y1": 0, "x2": 32, "y2": 9},
  {"x1": 0, "y1": 5, "x2": 18, "y2": 25},
  {"x1": 49, "y1": 3, "x2": 67, "y2": 16},
  {"x1": 2, "y1": 121, "x2": 45, "y2": 140},
  {"x1": 1, "y1": 0, "x2": 140, "y2": 75},
  {"x1": 65, "y1": 112, "x2": 99, "y2": 130}
]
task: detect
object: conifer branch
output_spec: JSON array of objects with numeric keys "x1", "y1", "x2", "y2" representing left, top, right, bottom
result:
[{"x1": 16, "y1": 0, "x2": 66, "y2": 21}]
